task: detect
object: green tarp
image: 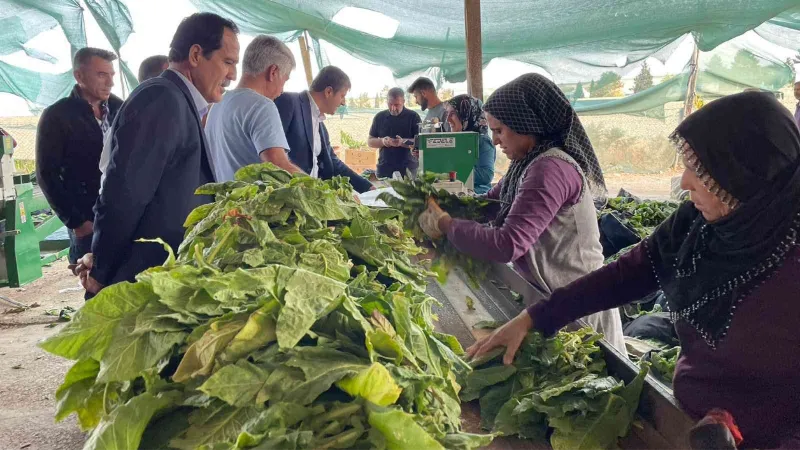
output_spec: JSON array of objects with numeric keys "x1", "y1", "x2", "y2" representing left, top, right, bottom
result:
[{"x1": 0, "y1": 0, "x2": 798, "y2": 115}]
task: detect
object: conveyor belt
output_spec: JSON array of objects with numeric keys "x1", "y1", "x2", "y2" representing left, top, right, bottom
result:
[{"x1": 428, "y1": 262, "x2": 694, "y2": 449}]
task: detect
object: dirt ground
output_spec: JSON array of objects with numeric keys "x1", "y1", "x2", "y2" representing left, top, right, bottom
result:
[{"x1": 0, "y1": 260, "x2": 86, "y2": 450}]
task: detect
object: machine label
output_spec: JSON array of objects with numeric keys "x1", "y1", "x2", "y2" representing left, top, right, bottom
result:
[
  {"x1": 19, "y1": 202, "x2": 26, "y2": 223},
  {"x1": 426, "y1": 137, "x2": 456, "y2": 148}
]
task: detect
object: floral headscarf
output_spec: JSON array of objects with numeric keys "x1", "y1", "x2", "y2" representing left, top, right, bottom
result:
[{"x1": 446, "y1": 94, "x2": 488, "y2": 135}]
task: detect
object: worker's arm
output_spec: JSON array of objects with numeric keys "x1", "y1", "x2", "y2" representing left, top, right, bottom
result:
[
  {"x1": 35, "y1": 107, "x2": 87, "y2": 230},
  {"x1": 90, "y1": 87, "x2": 182, "y2": 286},
  {"x1": 442, "y1": 157, "x2": 581, "y2": 264},
  {"x1": 323, "y1": 124, "x2": 373, "y2": 193},
  {"x1": 367, "y1": 113, "x2": 401, "y2": 149},
  {"x1": 528, "y1": 242, "x2": 657, "y2": 337},
  {"x1": 368, "y1": 136, "x2": 385, "y2": 149},
  {"x1": 259, "y1": 147, "x2": 304, "y2": 174}
]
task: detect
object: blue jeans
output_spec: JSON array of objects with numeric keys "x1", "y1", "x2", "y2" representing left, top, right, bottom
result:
[{"x1": 67, "y1": 228, "x2": 93, "y2": 265}]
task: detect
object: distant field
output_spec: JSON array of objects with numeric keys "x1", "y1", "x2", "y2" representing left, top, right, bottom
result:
[{"x1": 3, "y1": 86, "x2": 796, "y2": 200}]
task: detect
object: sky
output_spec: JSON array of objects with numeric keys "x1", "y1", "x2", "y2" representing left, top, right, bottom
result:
[{"x1": 0, "y1": 0, "x2": 699, "y2": 117}]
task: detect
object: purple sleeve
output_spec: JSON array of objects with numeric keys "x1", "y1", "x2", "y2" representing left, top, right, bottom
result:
[
  {"x1": 446, "y1": 157, "x2": 581, "y2": 263},
  {"x1": 527, "y1": 243, "x2": 659, "y2": 336},
  {"x1": 485, "y1": 181, "x2": 501, "y2": 200}
]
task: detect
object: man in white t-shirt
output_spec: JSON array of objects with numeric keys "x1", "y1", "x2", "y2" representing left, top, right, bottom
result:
[{"x1": 204, "y1": 35, "x2": 303, "y2": 181}]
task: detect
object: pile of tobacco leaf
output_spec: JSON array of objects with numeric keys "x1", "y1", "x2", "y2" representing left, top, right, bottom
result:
[
  {"x1": 377, "y1": 172, "x2": 498, "y2": 285},
  {"x1": 650, "y1": 346, "x2": 680, "y2": 384},
  {"x1": 463, "y1": 326, "x2": 649, "y2": 450},
  {"x1": 601, "y1": 197, "x2": 679, "y2": 239},
  {"x1": 40, "y1": 164, "x2": 493, "y2": 450}
]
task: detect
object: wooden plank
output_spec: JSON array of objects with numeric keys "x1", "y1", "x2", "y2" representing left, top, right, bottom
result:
[
  {"x1": 298, "y1": 33, "x2": 314, "y2": 87},
  {"x1": 464, "y1": 0, "x2": 484, "y2": 101}
]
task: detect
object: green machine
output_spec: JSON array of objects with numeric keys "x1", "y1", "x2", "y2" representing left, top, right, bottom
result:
[
  {"x1": 417, "y1": 131, "x2": 479, "y2": 191},
  {"x1": 0, "y1": 134, "x2": 69, "y2": 287}
]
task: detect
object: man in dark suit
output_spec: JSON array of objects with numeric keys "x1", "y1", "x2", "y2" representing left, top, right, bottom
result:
[
  {"x1": 274, "y1": 66, "x2": 373, "y2": 193},
  {"x1": 80, "y1": 13, "x2": 240, "y2": 294}
]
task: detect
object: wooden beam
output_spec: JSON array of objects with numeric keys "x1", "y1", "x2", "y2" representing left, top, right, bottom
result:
[
  {"x1": 464, "y1": 0, "x2": 484, "y2": 101},
  {"x1": 298, "y1": 33, "x2": 314, "y2": 88}
]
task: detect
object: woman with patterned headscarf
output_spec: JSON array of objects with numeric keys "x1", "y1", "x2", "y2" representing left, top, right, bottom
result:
[
  {"x1": 444, "y1": 94, "x2": 496, "y2": 194},
  {"x1": 467, "y1": 90, "x2": 800, "y2": 449},
  {"x1": 418, "y1": 74, "x2": 626, "y2": 354}
]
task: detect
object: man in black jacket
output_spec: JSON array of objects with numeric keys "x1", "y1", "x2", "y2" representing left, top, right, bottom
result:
[
  {"x1": 80, "y1": 13, "x2": 240, "y2": 295},
  {"x1": 274, "y1": 66, "x2": 373, "y2": 193},
  {"x1": 36, "y1": 47, "x2": 122, "y2": 264}
]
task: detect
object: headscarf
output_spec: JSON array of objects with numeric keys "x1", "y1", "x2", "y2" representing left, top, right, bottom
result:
[
  {"x1": 647, "y1": 91, "x2": 800, "y2": 348},
  {"x1": 446, "y1": 94, "x2": 488, "y2": 135},
  {"x1": 483, "y1": 73, "x2": 606, "y2": 226}
]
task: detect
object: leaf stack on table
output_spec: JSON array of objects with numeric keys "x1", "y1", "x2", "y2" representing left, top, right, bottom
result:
[
  {"x1": 463, "y1": 326, "x2": 649, "y2": 450},
  {"x1": 39, "y1": 164, "x2": 493, "y2": 450},
  {"x1": 601, "y1": 197, "x2": 679, "y2": 240},
  {"x1": 377, "y1": 173, "x2": 498, "y2": 286}
]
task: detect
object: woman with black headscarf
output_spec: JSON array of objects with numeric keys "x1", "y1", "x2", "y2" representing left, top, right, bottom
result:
[
  {"x1": 418, "y1": 74, "x2": 626, "y2": 354},
  {"x1": 444, "y1": 94, "x2": 496, "y2": 193},
  {"x1": 467, "y1": 90, "x2": 800, "y2": 449}
]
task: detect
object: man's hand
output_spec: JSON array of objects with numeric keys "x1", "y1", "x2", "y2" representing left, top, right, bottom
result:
[
  {"x1": 384, "y1": 137, "x2": 403, "y2": 147},
  {"x1": 398, "y1": 135, "x2": 413, "y2": 149},
  {"x1": 73, "y1": 220, "x2": 93, "y2": 238},
  {"x1": 81, "y1": 274, "x2": 105, "y2": 295},
  {"x1": 72, "y1": 253, "x2": 93, "y2": 277},
  {"x1": 73, "y1": 253, "x2": 104, "y2": 294}
]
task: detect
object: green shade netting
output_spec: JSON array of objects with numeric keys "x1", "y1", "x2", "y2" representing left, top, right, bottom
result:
[{"x1": 0, "y1": 0, "x2": 798, "y2": 116}]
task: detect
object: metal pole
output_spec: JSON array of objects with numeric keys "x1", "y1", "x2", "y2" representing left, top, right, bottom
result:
[
  {"x1": 464, "y1": 0, "x2": 484, "y2": 101},
  {"x1": 682, "y1": 43, "x2": 700, "y2": 119},
  {"x1": 298, "y1": 32, "x2": 314, "y2": 88}
]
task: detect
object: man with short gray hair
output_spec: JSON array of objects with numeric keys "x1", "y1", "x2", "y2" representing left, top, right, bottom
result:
[
  {"x1": 368, "y1": 87, "x2": 421, "y2": 178},
  {"x1": 206, "y1": 34, "x2": 302, "y2": 180},
  {"x1": 36, "y1": 47, "x2": 123, "y2": 266}
]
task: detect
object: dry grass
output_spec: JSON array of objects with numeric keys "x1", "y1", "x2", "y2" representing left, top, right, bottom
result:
[{"x1": 4, "y1": 86, "x2": 795, "y2": 195}]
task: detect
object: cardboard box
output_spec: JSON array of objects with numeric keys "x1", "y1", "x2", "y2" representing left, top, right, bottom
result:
[{"x1": 345, "y1": 149, "x2": 377, "y2": 166}]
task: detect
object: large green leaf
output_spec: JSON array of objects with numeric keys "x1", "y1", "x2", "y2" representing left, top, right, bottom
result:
[
  {"x1": 134, "y1": 301, "x2": 197, "y2": 334},
  {"x1": 367, "y1": 406, "x2": 444, "y2": 450},
  {"x1": 336, "y1": 363, "x2": 402, "y2": 406},
  {"x1": 265, "y1": 347, "x2": 367, "y2": 405},
  {"x1": 39, "y1": 282, "x2": 158, "y2": 360},
  {"x1": 275, "y1": 268, "x2": 347, "y2": 349},
  {"x1": 83, "y1": 391, "x2": 181, "y2": 450},
  {"x1": 220, "y1": 301, "x2": 278, "y2": 362},
  {"x1": 170, "y1": 402, "x2": 261, "y2": 450},
  {"x1": 272, "y1": 184, "x2": 352, "y2": 221},
  {"x1": 441, "y1": 433, "x2": 496, "y2": 450},
  {"x1": 199, "y1": 360, "x2": 271, "y2": 407},
  {"x1": 297, "y1": 240, "x2": 352, "y2": 283},
  {"x1": 173, "y1": 314, "x2": 248, "y2": 382},
  {"x1": 97, "y1": 314, "x2": 187, "y2": 383},
  {"x1": 54, "y1": 359, "x2": 107, "y2": 430},
  {"x1": 460, "y1": 365, "x2": 518, "y2": 402}
]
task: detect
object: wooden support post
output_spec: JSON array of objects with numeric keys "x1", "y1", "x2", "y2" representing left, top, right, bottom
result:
[
  {"x1": 682, "y1": 43, "x2": 700, "y2": 119},
  {"x1": 464, "y1": 0, "x2": 484, "y2": 101},
  {"x1": 298, "y1": 32, "x2": 314, "y2": 88}
]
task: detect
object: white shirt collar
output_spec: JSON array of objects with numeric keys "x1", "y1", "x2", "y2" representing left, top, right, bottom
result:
[
  {"x1": 169, "y1": 68, "x2": 209, "y2": 116},
  {"x1": 306, "y1": 91, "x2": 326, "y2": 122}
]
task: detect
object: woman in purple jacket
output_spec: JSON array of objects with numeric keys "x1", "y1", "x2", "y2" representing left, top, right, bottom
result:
[
  {"x1": 418, "y1": 74, "x2": 626, "y2": 354},
  {"x1": 468, "y1": 91, "x2": 800, "y2": 449}
]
